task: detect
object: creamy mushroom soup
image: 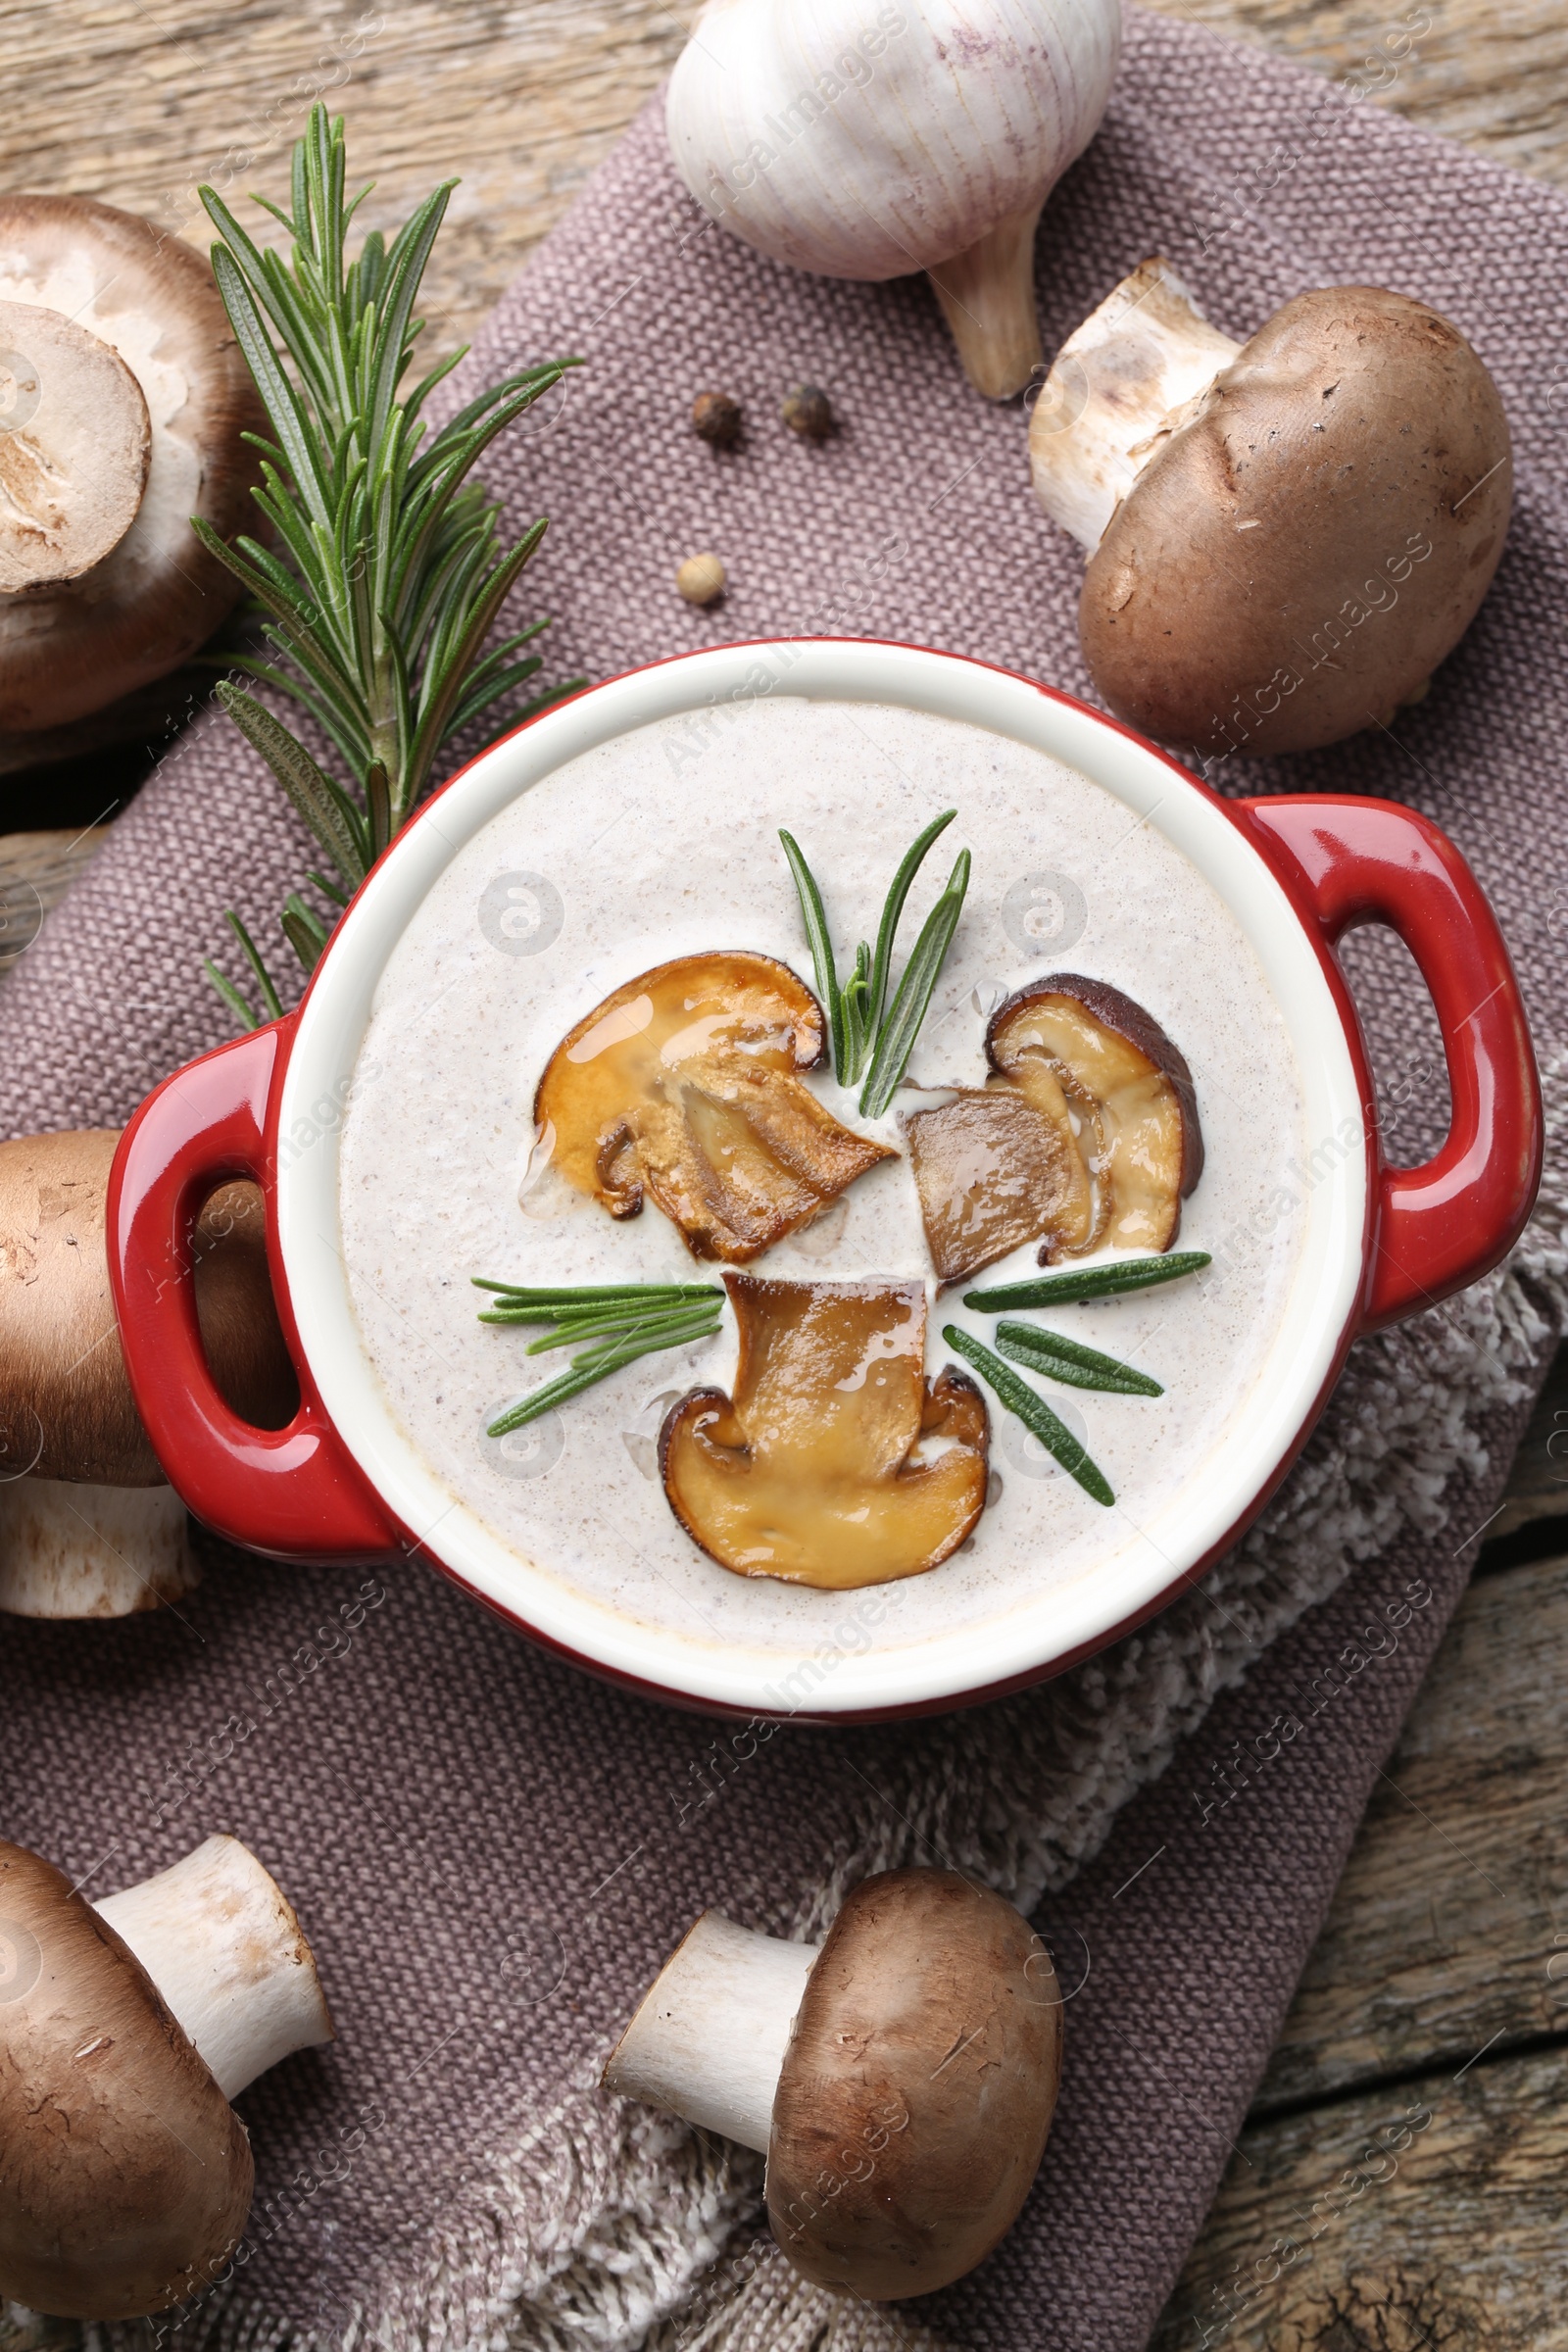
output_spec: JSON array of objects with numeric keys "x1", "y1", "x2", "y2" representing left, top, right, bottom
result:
[{"x1": 335, "y1": 697, "x2": 1311, "y2": 1661}]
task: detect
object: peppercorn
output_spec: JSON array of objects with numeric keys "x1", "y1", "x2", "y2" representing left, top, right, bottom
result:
[
  {"x1": 691, "y1": 390, "x2": 743, "y2": 447},
  {"x1": 780, "y1": 383, "x2": 833, "y2": 441},
  {"x1": 676, "y1": 553, "x2": 727, "y2": 606}
]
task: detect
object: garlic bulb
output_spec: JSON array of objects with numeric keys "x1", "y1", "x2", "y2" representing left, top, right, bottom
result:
[{"x1": 665, "y1": 0, "x2": 1122, "y2": 400}]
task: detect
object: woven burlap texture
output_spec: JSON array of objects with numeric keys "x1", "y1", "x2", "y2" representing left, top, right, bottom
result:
[{"x1": 3, "y1": 10, "x2": 1568, "y2": 2348}]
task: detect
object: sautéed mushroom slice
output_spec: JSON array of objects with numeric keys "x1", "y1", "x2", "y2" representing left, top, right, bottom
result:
[
  {"x1": 535, "y1": 952, "x2": 893, "y2": 1263},
  {"x1": 986, "y1": 975, "x2": 1203, "y2": 1257},
  {"x1": 661, "y1": 1276, "x2": 989, "y2": 1588}
]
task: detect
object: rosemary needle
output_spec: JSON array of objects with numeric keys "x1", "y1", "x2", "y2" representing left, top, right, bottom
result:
[
  {"x1": 522, "y1": 1304, "x2": 722, "y2": 1356},
  {"x1": 475, "y1": 1280, "x2": 720, "y2": 1323},
  {"x1": 858, "y1": 847, "x2": 971, "y2": 1119},
  {"x1": 780, "y1": 811, "x2": 965, "y2": 1096},
  {"x1": 943, "y1": 1327, "x2": 1114, "y2": 1506},
  {"x1": 963, "y1": 1251, "x2": 1211, "y2": 1313},
  {"x1": 478, "y1": 1280, "x2": 723, "y2": 1436},
  {"x1": 994, "y1": 1321, "x2": 1162, "y2": 1397}
]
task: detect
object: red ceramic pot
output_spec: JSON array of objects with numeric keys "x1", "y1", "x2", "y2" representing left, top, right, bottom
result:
[{"x1": 108, "y1": 643, "x2": 1541, "y2": 1719}]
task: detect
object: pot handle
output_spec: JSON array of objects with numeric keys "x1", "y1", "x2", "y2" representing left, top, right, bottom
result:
[
  {"x1": 1239, "y1": 795, "x2": 1542, "y2": 1333},
  {"x1": 108, "y1": 1023, "x2": 401, "y2": 1562}
]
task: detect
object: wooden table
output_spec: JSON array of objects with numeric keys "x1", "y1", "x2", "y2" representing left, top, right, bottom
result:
[{"x1": 2, "y1": 5, "x2": 1565, "y2": 2345}]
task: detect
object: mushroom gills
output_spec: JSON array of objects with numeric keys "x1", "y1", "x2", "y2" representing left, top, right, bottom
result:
[
  {"x1": 660, "y1": 1276, "x2": 989, "y2": 1588},
  {"x1": 902, "y1": 1086, "x2": 1096, "y2": 1284},
  {"x1": 987, "y1": 974, "x2": 1202, "y2": 1256},
  {"x1": 534, "y1": 952, "x2": 894, "y2": 1263}
]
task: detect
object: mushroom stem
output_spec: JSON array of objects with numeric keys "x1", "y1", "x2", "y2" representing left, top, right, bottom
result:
[
  {"x1": 603, "y1": 1911, "x2": 819, "y2": 2152},
  {"x1": 0, "y1": 1476, "x2": 199, "y2": 1619},
  {"x1": 927, "y1": 204, "x2": 1045, "y2": 401},
  {"x1": 1029, "y1": 256, "x2": 1242, "y2": 551},
  {"x1": 93, "y1": 1834, "x2": 333, "y2": 2100}
]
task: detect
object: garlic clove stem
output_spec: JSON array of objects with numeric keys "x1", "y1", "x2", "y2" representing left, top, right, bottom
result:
[
  {"x1": 928, "y1": 204, "x2": 1046, "y2": 401},
  {"x1": 1029, "y1": 257, "x2": 1243, "y2": 551}
]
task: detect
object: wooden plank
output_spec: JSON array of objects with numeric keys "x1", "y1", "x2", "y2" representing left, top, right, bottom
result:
[
  {"x1": 1150, "y1": 2043, "x2": 1568, "y2": 2352},
  {"x1": 1152, "y1": 1546, "x2": 1568, "y2": 2347},
  {"x1": 0, "y1": 0, "x2": 1558, "y2": 370},
  {"x1": 1253, "y1": 1549, "x2": 1568, "y2": 2112},
  {"x1": 0, "y1": 829, "x2": 108, "y2": 974},
  {"x1": 1152, "y1": 0, "x2": 1568, "y2": 188}
]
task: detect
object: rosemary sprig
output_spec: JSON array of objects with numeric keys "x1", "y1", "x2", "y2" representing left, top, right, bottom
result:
[
  {"x1": 994, "y1": 1321, "x2": 1161, "y2": 1397},
  {"x1": 943, "y1": 1326, "x2": 1114, "y2": 1505},
  {"x1": 962, "y1": 1251, "x2": 1212, "y2": 1313},
  {"x1": 779, "y1": 811, "x2": 970, "y2": 1111},
  {"x1": 476, "y1": 1281, "x2": 723, "y2": 1436},
  {"x1": 859, "y1": 849, "x2": 970, "y2": 1118},
  {"x1": 197, "y1": 105, "x2": 583, "y2": 1029}
]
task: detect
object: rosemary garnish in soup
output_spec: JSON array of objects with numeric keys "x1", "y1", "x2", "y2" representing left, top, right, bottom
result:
[
  {"x1": 963, "y1": 1251, "x2": 1212, "y2": 1312},
  {"x1": 943, "y1": 1327, "x2": 1115, "y2": 1507},
  {"x1": 779, "y1": 810, "x2": 971, "y2": 1112},
  {"x1": 477, "y1": 1281, "x2": 723, "y2": 1436},
  {"x1": 993, "y1": 1322, "x2": 1161, "y2": 1397}
]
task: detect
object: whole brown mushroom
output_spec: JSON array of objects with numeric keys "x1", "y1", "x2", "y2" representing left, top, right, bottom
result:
[
  {"x1": 0, "y1": 1130, "x2": 295, "y2": 1617},
  {"x1": 0, "y1": 194, "x2": 263, "y2": 737},
  {"x1": 0, "y1": 1831, "x2": 332, "y2": 2319},
  {"x1": 604, "y1": 1868, "x2": 1062, "y2": 2299},
  {"x1": 1030, "y1": 260, "x2": 1512, "y2": 760}
]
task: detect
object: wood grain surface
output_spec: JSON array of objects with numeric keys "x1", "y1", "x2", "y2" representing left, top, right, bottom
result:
[
  {"x1": 0, "y1": 0, "x2": 1561, "y2": 368},
  {"x1": 0, "y1": 828, "x2": 108, "y2": 970},
  {"x1": 1151, "y1": 2036, "x2": 1568, "y2": 2351},
  {"x1": 1255, "y1": 1544, "x2": 1568, "y2": 2114},
  {"x1": 1152, "y1": 1545, "x2": 1568, "y2": 2350},
  {"x1": 1, "y1": 6, "x2": 1565, "y2": 2346}
]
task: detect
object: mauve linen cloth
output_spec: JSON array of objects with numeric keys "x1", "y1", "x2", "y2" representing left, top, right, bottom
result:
[{"x1": 5, "y1": 11, "x2": 1568, "y2": 2348}]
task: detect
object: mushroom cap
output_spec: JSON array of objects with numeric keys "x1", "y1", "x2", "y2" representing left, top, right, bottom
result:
[
  {"x1": 1079, "y1": 285, "x2": 1513, "y2": 757},
  {"x1": 0, "y1": 1130, "x2": 296, "y2": 1485},
  {"x1": 0, "y1": 194, "x2": 264, "y2": 733},
  {"x1": 0, "y1": 1841, "x2": 253, "y2": 2319},
  {"x1": 0, "y1": 300, "x2": 150, "y2": 591},
  {"x1": 766, "y1": 1868, "x2": 1061, "y2": 2298}
]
